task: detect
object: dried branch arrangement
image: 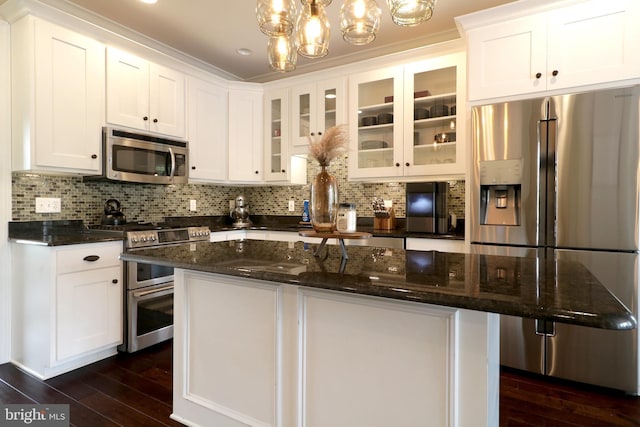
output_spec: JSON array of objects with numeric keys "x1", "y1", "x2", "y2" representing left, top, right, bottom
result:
[{"x1": 307, "y1": 124, "x2": 349, "y2": 166}]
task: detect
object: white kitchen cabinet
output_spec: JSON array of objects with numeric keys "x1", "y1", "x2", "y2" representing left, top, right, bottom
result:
[
  {"x1": 11, "y1": 241, "x2": 123, "y2": 379},
  {"x1": 348, "y1": 53, "x2": 465, "y2": 180},
  {"x1": 11, "y1": 16, "x2": 104, "y2": 174},
  {"x1": 173, "y1": 270, "x2": 499, "y2": 427},
  {"x1": 107, "y1": 47, "x2": 186, "y2": 138},
  {"x1": 187, "y1": 76, "x2": 228, "y2": 182},
  {"x1": 290, "y1": 77, "x2": 347, "y2": 153},
  {"x1": 264, "y1": 88, "x2": 307, "y2": 184},
  {"x1": 228, "y1": 83, "x2": 264, "y2": 183},
  {"x1": 462, "y1": 0, "x2": 640, "y2": 101}
]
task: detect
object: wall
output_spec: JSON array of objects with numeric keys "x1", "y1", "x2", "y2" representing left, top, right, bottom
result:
[
  {"x1": 12, "y1": 156, "x2": 465, "y2": 223},
  {"x1": 1, "y1": 21, "x2": 11, "y2": 364}
]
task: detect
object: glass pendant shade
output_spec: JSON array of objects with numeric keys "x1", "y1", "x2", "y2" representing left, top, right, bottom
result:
[
  {"x1": 386, "y1": 0, "x2": 436, "y2": 27},
  {"x1": 296, "y1": 1, "x2": 330, "y2": 58},
  {"x1": 340, "y1": 0, "x2": 381, "y2": 45},
  {"x1": 300, "y1": 0, "x2": 332, "y2": 5},
  {"x1": 257, "y1": 0, "x2": 297, "y2": 36},
  {"x1": 268, "y1": 35, "x2": 297, "y2": 72}
]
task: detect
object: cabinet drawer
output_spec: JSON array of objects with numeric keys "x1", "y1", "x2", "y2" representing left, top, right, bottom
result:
[{"x1": 57, "y1": 243, "x2": 122, "y2": 274}]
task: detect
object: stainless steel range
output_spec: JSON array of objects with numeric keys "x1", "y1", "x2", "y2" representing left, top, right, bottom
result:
[{"x1": 119, "y1": 225, "x2": 210, "y2": 353}]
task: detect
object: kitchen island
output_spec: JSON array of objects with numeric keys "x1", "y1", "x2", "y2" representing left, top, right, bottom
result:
[{"x1": 120, "y1": 239, "x2": 636, "y2": 427}]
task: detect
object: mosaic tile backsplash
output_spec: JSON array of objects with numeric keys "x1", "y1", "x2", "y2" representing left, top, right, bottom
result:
[{"x1": 12, "y1": 156, "x2": 465, "y2": 223}]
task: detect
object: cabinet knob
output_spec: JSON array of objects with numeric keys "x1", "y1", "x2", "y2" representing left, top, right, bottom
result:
[
  {"x1": 310, "y1": 132, "x2": 315, "y2": 136},
  {"x1": 395, "y1": 162, "x2": 400, "y2": 167},
  {"x1": 281, "y1": 169, "x2": 286, "y2": 173},
  {"x1": 112, "y1": 279, "x2": 119, "y2": 284},
  {"x1": 91, "y1": 154, "x2": 98, "y2": 159},
  {"x1": 552, "y1": 70, "x2": 559, "y2": 77},
  {"x1": 153, "y1": 118, "x2": 158, "y2": 123},
  {"x1": 535, "y1": 72, "x2": 542, "y2": 79},
  {"x1": 255, "y1": 170, "x2": 259, "y2": 174},
  {"x1": 83, "y1": 255, "x2": 100, "y2": 262},
  {"x1": 405, "y1": 162, "x2": 410, "y2": 167},
  {"x1": 318, "y1": 131, "x2": 322, "y2": 136},
  {"x1": 143, "y1": 116, "x2": 149, "y2": 121}
]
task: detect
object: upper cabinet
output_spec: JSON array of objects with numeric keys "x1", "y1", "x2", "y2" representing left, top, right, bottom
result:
[
  {"x1": 460, "y1": 0, "x2": 640, "y2": 101},
  {"x1": 187, "y1": 76, "x2": 228, "y2": 183},
  {"x1": 264, "y1": 88, "x2": 307, "y2": 185},
  {"x1": 228, "y1": 84, "x2": 264, "y2": 184},
  {"x1": 348, "y1": 52, "x2": 465, "y2": 180},
  {"x1": 106, "y1": 47, "x2": 186, "y2": 138},
  {"x1": 290, "y1": 77, "x2": 347, "y2": 153},
  {"x1": 11, "y1": 16, "x2": 105, "y2": 174}
]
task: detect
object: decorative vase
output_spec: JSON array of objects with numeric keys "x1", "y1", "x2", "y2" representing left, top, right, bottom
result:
[{"x1": 310, "y1": 165, "x2": 338, "y2": 233}]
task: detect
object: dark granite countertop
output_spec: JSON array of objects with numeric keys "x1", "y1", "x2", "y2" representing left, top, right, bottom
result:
[
  {"x1": 120, "y1": 239, "x2": 636, "y2": 331},
  {"x1": 8, "y1": 220, "x2": 124, "y2": 246},
  {"x1": 165, "y1": 215, "x2": 465, "y2": 240}
]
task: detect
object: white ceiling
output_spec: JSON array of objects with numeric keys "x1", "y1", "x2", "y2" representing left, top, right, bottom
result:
[{"x1": 29, "y1": 0, "x2": 516, "y2": 82}]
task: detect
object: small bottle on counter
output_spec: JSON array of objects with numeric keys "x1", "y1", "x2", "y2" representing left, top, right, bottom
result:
[{"x1": 337, "y1": 203, "x2": 357, "y2": 233}]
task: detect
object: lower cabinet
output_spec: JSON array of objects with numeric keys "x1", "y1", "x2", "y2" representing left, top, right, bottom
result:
[
  {"x1": 173, "y1": 270, "x2": 499, "y2": 427},
  {"x1": 11, "y1": 241, "x2": 123, "y2": 379}
]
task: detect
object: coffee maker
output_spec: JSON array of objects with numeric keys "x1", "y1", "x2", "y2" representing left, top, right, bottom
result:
[{"x1": 230, "y1": 195, "x2": 252, "y2": 228}]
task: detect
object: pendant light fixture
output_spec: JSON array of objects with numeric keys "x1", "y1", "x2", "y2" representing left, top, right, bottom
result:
[
  {"x1": 386, "y1": 0, "x2": 436, "y2": 26},
  {"x1": 268, "y1": 35, "x2": 298, "y2": 72},
  {"x1": 296, "y1": 0, "x2": 330, "y2": 58},
  {"x1": 340, "y1": 0, "x2": 381, "y2": 45},
  {"x1": 256, "y1": 0, "x2": 437, "y2": 72},
  {"x1": 257, "y1": 0, "x2": 297, "y2": 36}
]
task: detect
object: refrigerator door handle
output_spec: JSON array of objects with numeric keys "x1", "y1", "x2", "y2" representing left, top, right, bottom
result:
[
  {"x1": 546, "y1": 118, "x2": 557, "y2": 247},
  {"x1": 537, "y1": 118, "x2": 549, "y2": 246}
]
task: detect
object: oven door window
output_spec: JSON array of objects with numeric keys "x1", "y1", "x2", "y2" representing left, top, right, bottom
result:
[
  {"x1": 136, "y1": 292, "x2": 173, "y2": 336},
  {"x1": 136, "y1": 263, "x2": 174, "y2": 282}
]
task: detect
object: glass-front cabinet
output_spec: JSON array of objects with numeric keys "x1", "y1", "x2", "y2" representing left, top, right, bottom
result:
[
  {"x1": 264, "y1": 88, "x2": 289, "y2": 182},
  {"x1": 348, "y1": 67, "x2": 404, "y2": 179},
  {"x1": 291, "y1": 77, "x2": 346, "y2": 153},
  {"x1": 264, "y1": 88, "x2": 306, "y2": 184},
  {"x1": 348, "y1": 52, "x2": 465, "y2": 180}
]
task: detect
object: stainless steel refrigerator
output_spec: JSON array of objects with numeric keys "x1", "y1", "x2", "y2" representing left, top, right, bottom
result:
[{"x1": 470, "y1": 85, "x2": 640, "y2": 394}]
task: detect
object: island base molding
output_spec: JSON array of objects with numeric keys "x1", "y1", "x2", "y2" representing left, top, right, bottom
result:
[{"x1": 173, "y1": 269, "x2": 499, "y2": 427}]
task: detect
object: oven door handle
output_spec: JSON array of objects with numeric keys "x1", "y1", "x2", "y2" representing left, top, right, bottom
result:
[{"x1": 133, "y1": 284, "x2": 174, "y2": 298}]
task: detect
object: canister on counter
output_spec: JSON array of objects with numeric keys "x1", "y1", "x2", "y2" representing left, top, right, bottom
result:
[{"x1": 336, "y1": 203, "x2": 357, "y2": 233}]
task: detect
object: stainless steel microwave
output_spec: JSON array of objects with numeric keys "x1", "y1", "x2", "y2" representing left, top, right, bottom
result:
[{"x1": 85, "y1": 127, "x2": 188, "y2": 184}]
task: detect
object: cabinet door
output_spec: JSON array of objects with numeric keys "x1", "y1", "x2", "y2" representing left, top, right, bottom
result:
[
  {"x1": 228, "y1": 86, "x2": 264, "y2": 183},
  {"x1": 149, "y1": 63, "x2": 186, "y2": 138},
  {"x1": 56, "y1": 266, "x2": 122, "y2": 361},
  {"x1": 467, "y1": 15, "x2": 547, "y2": 101},
  {"x1": 188, "y1": 77, "x2": 228, "y2": 182},
  {"x1": 106, "y1": 48, "x2": 150, "y2": 131},
  {"x1": 291, "y1": 83, "x2": 316, "y2": 148},
  {"x1": 265, "y1": 88, "x2": 290, "y2": 182},
  {"x1": 348, "y1": 67, "x2": 404, "y2": 179},
  {"x1": 31, "y1": 18, "x2": 104, "y2": 172},
  {"x1": 547, "y1": 0, "x2": 640, "y2": 91},
  {"x1": 403, "y1": 53, "x2": 466, "y2": 177},
  {"x1": 316, "y1": 77, "x2": 347, "y2": 139}
]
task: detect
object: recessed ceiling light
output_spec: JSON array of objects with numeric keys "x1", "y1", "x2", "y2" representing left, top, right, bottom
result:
[
  {"x1": 236, "y1": 48, "x2": 253, "y2": 56},
  {"x1": 140, "y1": 0, "x2": 158, "y2": 4}
]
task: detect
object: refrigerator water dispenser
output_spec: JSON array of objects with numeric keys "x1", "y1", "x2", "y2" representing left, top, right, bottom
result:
[{"x1": 479, "y1": 160, "x2": 522, "y2": 226}]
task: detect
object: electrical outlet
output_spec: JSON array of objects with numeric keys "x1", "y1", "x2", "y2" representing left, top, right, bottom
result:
[
  {"x1": 288, "y1": 200, "x2": 295, "y2": 212},
  {"x1": 189, "y1": 199, "x2": 197, "y2": 211},
  {"x1": 35, "y1": 197, "x2": 61, "y2": 213}
]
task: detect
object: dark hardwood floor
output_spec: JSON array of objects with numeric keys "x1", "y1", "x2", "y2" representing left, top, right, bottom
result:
[{"x1": 1, "y1": 340, "x2": 639, "y2": 426}]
